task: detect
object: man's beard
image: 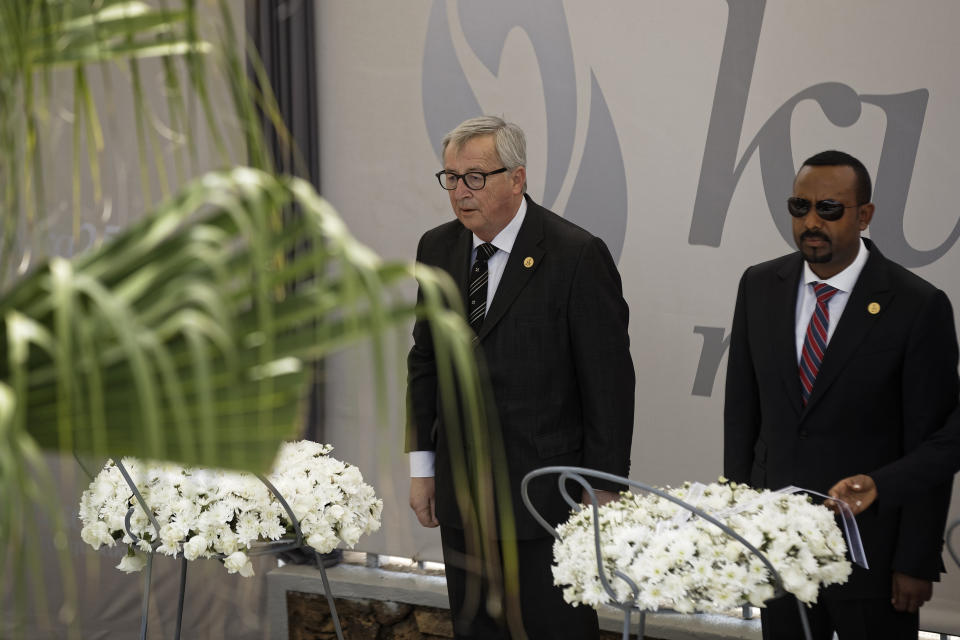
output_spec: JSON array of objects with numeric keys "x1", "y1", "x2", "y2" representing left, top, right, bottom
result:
[
  {"x1": 799, "y1": 231, "x2": 832, "y2": 264},
  {"x1": 801, "y1": 247, "x2": 833, "y2": 264}
]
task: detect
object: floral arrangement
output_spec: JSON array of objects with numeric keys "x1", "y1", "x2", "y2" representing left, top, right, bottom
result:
[
  {"x1": 78, "y1": 441, "x2": 382, "y2": 577},
  {"x1": 552, "y1": 479, "x2": 851, "y2": 613}
]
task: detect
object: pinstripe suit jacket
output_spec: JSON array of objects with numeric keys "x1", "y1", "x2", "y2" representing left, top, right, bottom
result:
[{"x1": 407, "y1": 195, "x2": 635, "y2": 538}]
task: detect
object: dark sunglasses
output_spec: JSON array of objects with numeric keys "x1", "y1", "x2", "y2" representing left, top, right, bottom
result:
[{"x1": 787, "y1": 197, "x2": 866, "y2": 221}]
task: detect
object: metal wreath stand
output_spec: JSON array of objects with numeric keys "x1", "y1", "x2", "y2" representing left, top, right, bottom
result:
[
  {"x1": 521, "y1": 466, "x2": 814, "y2": 640},
  {"x1": 947, "y1": 518, "x2": 960, "y2": 571},
  {"x1": 113, "y1": 459, "x2": 345, "y2": 640}
]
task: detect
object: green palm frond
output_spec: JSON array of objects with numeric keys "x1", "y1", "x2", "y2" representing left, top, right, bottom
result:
[
  {"x1": 2, "y1": 166, "x2": 478, "y2": 467},
  {"x1": 0, "y1": 0, "x2": 230, "y2": 289},
  {"x1": 1, "y1": 1, "x2": 515, "y2": 634},
  {"x1": 0, "y1": 167, "x2": 492, "y2": 623}
]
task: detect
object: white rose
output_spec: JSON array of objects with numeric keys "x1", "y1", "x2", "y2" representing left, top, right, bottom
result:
[
  {"x1": 306, "y1": 529, "x2": 338, "y2": 554},
  {"x1": 117, "y1": 551, "x2": 148, "y2": 573},
  {"x1": 339, "y1": 466, "x2": 363, "y2": 493},
  {"x1": 339, "y1": 522, "x2": 363, "y2": 546},
  {"x1": 366, "y1": 506, "x2": 383, "y2": 531},
  {"x1": 80, "y1": 521, "x2": 114, "y2": 550},
  {"x1": 182, "y1": 534, "x2": 208, "y2": 561},
  {"x1": 324, "y1": 504, "x2": 346, "y2": 522},
  {"x1": 224, "y1": 551, "x2": 254, "y2": 576}
]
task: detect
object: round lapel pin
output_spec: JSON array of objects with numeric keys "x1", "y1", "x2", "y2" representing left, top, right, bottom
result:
[
  {"x1": 867, "y1": 302, "x2": 880, "y2": 315},
  {"x1": 523, "y1": 257, "x2": 534, "y2": 268}
]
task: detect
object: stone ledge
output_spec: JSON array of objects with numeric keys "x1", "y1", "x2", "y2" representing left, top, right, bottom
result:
[{"x1": 267, "y1": 562, "x2": 761, "y2": 640}]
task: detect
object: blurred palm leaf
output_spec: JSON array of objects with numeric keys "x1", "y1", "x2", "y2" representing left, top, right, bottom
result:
[
  {"x1": 0, "y1": 0, "x2": 269, "y2": 286},
  {"x1": 1, "y1": 1, "x2": 508, "y2": 632},
  {"x1": 2, "y1": 166, "x2": 473, "y2": 469},
  {"x1": 0, "y1": 164, "x2": 485, "y2": 629}
]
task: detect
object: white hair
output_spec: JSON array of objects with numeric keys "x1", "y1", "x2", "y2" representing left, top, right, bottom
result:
[{"x1": 441, "y1": 116, "x2": 526, "y2": 171}]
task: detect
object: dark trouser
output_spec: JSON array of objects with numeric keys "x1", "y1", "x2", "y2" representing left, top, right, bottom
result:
[
  {"x1": 439, "y1": 525, "x2": 599, "y2": 640},
  {"x1": 761, "y1": 593, "x2": 919, "y2": 640}
]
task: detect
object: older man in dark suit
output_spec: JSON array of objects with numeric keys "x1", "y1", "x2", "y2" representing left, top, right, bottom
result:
[
  {"x1": 406, "y1": 116, "x2": 635, "y2": 639},
  {"x1": 724, "y1": 150, "x2": 958, "y2": 639}
]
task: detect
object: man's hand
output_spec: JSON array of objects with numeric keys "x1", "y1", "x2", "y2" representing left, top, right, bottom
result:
[
  {"x1": 892, "y1": 572, "x2": 933, "y2": 613},
  {"x1": 582, "y1": 488, "x2": 619, "y2": 507},
  {"x1": 409, "y1": 477, "x2": 439, "y2": 528},
  {"x1": 827, "y1": 474, "x2": 877, "y2": 515}
]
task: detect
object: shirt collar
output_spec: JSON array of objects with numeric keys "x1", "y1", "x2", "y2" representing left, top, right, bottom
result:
[
  {"x1": 802, "y1": 237, "x2": 869, "y2": 293},
  {"x1": 473, "y1": 198, "x2": 527, "y2": 255}
]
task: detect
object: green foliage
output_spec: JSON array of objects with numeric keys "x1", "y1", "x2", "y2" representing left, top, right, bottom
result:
[
  {"x1": 1, "y1": 1, "x2": 511, "y2": 633},
  {"x1": 2, "y1": 168, "x2": 441, "y2": 470}
]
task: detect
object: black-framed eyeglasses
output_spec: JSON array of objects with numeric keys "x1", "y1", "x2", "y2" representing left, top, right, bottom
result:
[
  {"x1": 436, "y1": 167, "x2": 508, "y2": 191},
  {"x1": 787, "y1": 196, "x2": 867, "y2": 222}
]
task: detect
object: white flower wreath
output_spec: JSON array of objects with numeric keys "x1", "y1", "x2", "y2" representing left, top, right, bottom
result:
[
  {"x1": 78, "y1": 441, "x2": 383, "y2": 577},
  {"x1": 552, "y1": 479, "x2": 851, "y2": 613}
]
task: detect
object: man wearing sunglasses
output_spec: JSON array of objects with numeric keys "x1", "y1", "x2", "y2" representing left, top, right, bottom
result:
[
  {"x1": 406, "y1": 116, "x2": 635, "y2": 638},
  {"x1": 724, "y1": 150, "x2": 958, "y2": 639}
]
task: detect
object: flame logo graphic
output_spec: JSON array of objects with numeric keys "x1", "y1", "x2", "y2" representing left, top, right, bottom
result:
[{"x1": 421, "y1": 0, "x2": 629, "y2": 260}]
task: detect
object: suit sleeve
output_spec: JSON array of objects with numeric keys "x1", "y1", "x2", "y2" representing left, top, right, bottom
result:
[
  {"x1": 870, "y1": 402, "x2": 960, "y2": 508},
  {"x1": 892, "y1": 288, "x2": 959, "y2": 580},
  {"x1": 724, "y1": 268, "x2": 762, "y2": 484},
  {"x1": 568, "y1": 236, "x2": 635, "y2": 488},
  {"x1": 405, "y1": 235, "x2": 438, "y2": 454}
]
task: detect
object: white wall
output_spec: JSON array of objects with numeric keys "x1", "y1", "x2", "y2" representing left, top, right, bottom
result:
[{"x1": 316, "y1": 1, "x2": 960, "y2": 633}]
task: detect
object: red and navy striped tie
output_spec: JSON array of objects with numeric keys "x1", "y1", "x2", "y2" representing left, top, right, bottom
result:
[
  {"x1": 799, "y1": 282, "x2": 839, "y2": 405},
  {"x1": 468, "y1": 243, "x2": 497, "y2": 332}
]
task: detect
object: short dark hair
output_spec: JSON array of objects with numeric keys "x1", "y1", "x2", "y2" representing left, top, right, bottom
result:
[{"x1": 800, "y1": 150, "x2": 872, "y2": 205}]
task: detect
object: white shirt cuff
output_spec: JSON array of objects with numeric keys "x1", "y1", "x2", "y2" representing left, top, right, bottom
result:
[{"x1": 409, "y1": 451, "x2": 435, "y2": 477}]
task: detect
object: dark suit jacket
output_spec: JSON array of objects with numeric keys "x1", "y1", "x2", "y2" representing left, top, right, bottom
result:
[
  {"x1": 724, "y1": 238, "x2": 958, "y2": 598},
  {"x1": 871, "y1": 403, "x2": 960, "y2": 508},
  {"x1": 407, "y1": 195, "x2": 635, "y2": 539}
]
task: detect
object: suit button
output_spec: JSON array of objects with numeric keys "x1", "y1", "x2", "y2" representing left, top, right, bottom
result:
[{"x1": 799, "y1": 429, "x2": 809, "y2": 438}]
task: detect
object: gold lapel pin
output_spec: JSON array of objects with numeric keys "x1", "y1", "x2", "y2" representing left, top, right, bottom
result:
[
  {"x1": 523, "y1": 257, "x2": 534, "y2": 268},
  {"x1": 867, "y1": 302, "x2": 881, "y2": 315}
]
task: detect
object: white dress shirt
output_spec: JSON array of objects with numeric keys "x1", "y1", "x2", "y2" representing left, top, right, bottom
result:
[
  {"x1": 410, "y1": 198, "x2": 528, "y2": 477},
  {"x1": 794, "y1": 238, "x2": 869, "y2": 361}
]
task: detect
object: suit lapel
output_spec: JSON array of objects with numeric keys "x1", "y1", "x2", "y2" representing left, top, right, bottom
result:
[
  {"x1": 803, "y1": 242, "x2": 893, "y2": 414},
  {"x1": 775, "y1": 256, "x2": 805, "y2": 417},
  {"x1": 476, "y1": 199, "x2": 545, "y2": 341}
]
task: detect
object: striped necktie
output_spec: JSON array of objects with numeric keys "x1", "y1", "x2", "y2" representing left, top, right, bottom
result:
[
  {"x1": 468, "y1": 243, "x2": 497, "y2": 332},
  {"x1": 799, "y1": 282, "x2": 839, "y2": 405}
]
